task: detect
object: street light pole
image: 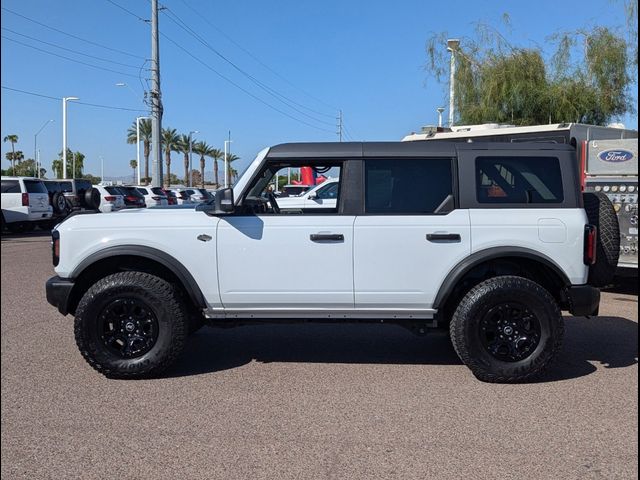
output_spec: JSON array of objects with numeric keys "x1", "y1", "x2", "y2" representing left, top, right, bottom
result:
[
  {"x1": 62, "y1": 97, "x2": 79, "y2": 179},
  {"x1": 188, "y1": 130, "x2": 199, "y2": 187},
  {"x1": 446, "y1": 39, "x2": 460, "y2": 128},
  {"x1": 224, "y1": 137, "x2": 232, "y2": 188},
  {"x1": 34, "y1": 119, "x2": 53, "y2": 178}
]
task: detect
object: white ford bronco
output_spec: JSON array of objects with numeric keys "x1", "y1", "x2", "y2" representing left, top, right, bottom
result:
[{"x1": 46, "y1": 142, "x2": 617, "y2": 382}]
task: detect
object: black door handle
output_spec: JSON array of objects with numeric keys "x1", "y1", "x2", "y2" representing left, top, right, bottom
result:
[
  {"x1": 310, "y1": 233, "x2": 344, "y2": 242},
  {"x1": 426, "y1": 233, "x2": 461, "y2": 242}
]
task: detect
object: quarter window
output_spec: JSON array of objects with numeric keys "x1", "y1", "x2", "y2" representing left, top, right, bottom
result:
[
  {"x1": 365, "y1": 159, "x2": 453, "y2": 214},
  {"x1": 1, "y1": 180, "x2": 20, "y2": 193},
  {"x1": 476, "y1": 156, "x2": 564, "y2": 204}
]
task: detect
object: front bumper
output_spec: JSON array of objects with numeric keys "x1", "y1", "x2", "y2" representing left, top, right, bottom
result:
[
  {"x1": 45, "y1": 276, "x2": 74, "y2": 315},
  {"x1": 566, "y1": 285, "x2": 600, "y2": 317}
]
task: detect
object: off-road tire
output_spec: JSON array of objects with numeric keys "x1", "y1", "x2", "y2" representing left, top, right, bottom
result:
[
  {"x1": 52, "y1": 192, "x2": 67, "y2": 214},
  {"x1": 450, "y1": 276, "x2": 564, "y2": 383},
  {"x1": 583, "y1": 192, "x2": 620, "y2": 287},
  {"x1": 83, "y1": 187, "x2": 101, "y2": 210},
  {"x1": 74, "y1": 272, "x2": 187, "y2": 379}
]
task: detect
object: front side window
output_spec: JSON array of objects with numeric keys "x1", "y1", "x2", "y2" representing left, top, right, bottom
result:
[
  {"x1": 476, "y1": 156, "x2": 564, "y2": 204},
  {"x1": 365, "y1": 158, "x2": 453, "y2": 214},
  {"x1": 315, "y1": 182, "x2": 339, "y2": 200},
  {"x1": 243, "y1": 163, "x2": 342, "y2": 214}
]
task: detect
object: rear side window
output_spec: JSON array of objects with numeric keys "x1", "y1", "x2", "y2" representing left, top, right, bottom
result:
[
  {"x1": 476, "y1": 156, "x2": 564, "y2": 204},
  {"x1": 24, "y1": 180, "x2": 48, "y2": 194},
  {"x1": 75, "y1": 180, "x2": 92, "y2": 193},
  {"x1": 44, "y1": 182, "x2": 61, "y2": 193},
  {"x1": 105, "y1": 186, "x2": 121, "y2": 195},
  {"x1": 151, "y1": 187, "x2": 165, "y2": 195},
  {"x1": 59, "y1": 182, "x2": 72, "y2": 193},
  {"x1": 365, "y1": 158, "x2": 453, "y2": 214},
  {"x1": 1, "y1": 180, "x2": 20, "y2": 193},
  {"x1": 136, "y1": 188, "x2": 149, "y2": 195}
]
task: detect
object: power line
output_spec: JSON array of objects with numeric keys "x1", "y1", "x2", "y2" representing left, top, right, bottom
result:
[
  {"x1": 160, "y1": 6, "x2": 336, "y2": 127},
  {"x1": 177, "y1": 0, "x2": 338, "y2": 114},
  {"x1": 2, "y1": 28, "x2": 143, "y2": 69},
  {"x1": 1, "y1": 86, "x2": 147, "y2": 112},
  {"x1": 160, "y1": 33, "x2": 335, "y2": 134},
  {"x1": 2, "y1": 36, "x2": 139, "y2": 78},
  {"x1": 1, "y1": 7, "x2": 145, "y2": 60},
  {"x1": 104, "y1": 0, "x2": 148, "y2": 22}
]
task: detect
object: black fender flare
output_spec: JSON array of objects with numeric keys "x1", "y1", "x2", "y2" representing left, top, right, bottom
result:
[
  {"x1": 71, "y1": 245, "x2": 207, "y2": 309},
  {"x1": 433, "y1": 247, "x2": 572, "y2": 310}
]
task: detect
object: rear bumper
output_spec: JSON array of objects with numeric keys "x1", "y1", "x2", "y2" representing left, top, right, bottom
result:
[
  {"x1": 566, "y1": 285, "x2": 600, "y2": 317},
  {"x1": 45, "y1": 276, "x2": 74, "y2": 315}
]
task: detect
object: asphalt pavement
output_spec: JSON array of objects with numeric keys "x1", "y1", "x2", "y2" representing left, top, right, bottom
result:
[{"x1": 1, "y1": 232, "x2": 637, "y2": 479}]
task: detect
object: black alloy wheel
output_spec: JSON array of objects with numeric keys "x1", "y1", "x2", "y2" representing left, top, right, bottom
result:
[
  {"x1": 99, "y1": 298, "x2": 159, "y2": 358},
  {"x1": 479, "y1": 302, "x2": 541, "y2": 362}
]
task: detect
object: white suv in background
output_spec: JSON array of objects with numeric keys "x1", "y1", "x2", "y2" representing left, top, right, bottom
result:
[
  {"x1": 134, "y1": 186, "x2": 169, "y2": 207},
  {"x1": 94, "y1": 185, "x2": 125, "y2": 213},
  {"x1": 276, "y1": 178, "x2": 339, "y2": 211},
  {"x1": 1, "y1": 176, "x2": 53, "y2": 233}
]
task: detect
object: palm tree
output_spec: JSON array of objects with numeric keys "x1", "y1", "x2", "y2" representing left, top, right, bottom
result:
[
  {"x1": 192, "y1": 141, "x2": 209, "y2": 188},
  {"x1": 129, "y1": 159, "x2": 138, "y2": 184},
  {"x1": 207, "y1": 147, "x2": 224, "y2": 187},
  {"x1": 176, "y1": 134, "x2": 196, "y2": 186},
  {"x1": 161, "y1": 128, "x2": 179, "y2": 188},
  {"x1": 3, "y1": 134, "x2": 18, "y2": 170},
  {"x1": 126, "y1": 119, "x2": 152, "y2": 184},
  {"x1": 224, "y1": 153, "x2": 240, "y2": 186}
]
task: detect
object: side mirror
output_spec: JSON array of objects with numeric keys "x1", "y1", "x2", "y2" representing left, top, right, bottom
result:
[
  {"x1": 214, "y1": 187, "x2": 234, "y2": 213},
  {"x1": 308, "y1": 192, "x2": 317, "y2": 200}
]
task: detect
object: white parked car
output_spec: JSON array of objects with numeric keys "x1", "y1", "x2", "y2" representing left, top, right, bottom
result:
[
  {"x1": 275, "y1": 178, "x2": 339, "y2": 211},
  {"x1": 169, "y1": 189, "x2": 195, "y2": 205},
  {"x1": 133, "y1": 186, "x2": 169, "y2": 207},
  {"x1": 179, "y1": 188, "x2": 213, "y2": 203},
  {"x1": 1, "y1": 176, "x2": 53, "y2": 233},
  {"x1": 94, "y1": 185, "x2": 125, "y2": 213},
  {"x1": 47, "y1": 141, "x2": 615, "y2": 382}
]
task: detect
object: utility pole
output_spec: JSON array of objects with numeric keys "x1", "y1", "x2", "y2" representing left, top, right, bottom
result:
[
  {"x1": 337, "y1": 109, "x2": 343, "y2": 142},
  {"x1": 150, "y1": 0, "x2": 163, "y2": 187}
]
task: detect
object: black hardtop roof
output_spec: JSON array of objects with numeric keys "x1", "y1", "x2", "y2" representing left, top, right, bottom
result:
[{"x1": 267, "y1": 141, "x2": 575, "y2": 159}]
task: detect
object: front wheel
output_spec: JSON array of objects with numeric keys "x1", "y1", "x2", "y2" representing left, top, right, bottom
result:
[
  {"x1": 74, "y1": 272, "x2": 187, "y2": 379},
  {"x1": 450, "y1": 276, "x2": 563, "y2": 383}
]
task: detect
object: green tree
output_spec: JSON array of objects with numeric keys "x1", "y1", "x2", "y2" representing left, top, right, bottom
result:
[
  {"x1": 425, "y1": 17, "x2": 636, "y2": 126},
  {"x1": 161, "y1": 128, "x2": 179, "y2": 187},
  {"x1": 129, "y1": 159, "x2": 138, "y2": 184},
  {"x1": 3, "y1": 134, "x2": 19, "y2": 170},
  {"x1": 224, "y1": 153, "x2": 240, "y2": 185},
  {"x1": 126, "y1": 119, "x2": 152, "y2": 184},
  {"x1": 207, "y1": 146, "x2": 224, "y2": 187},
  {"x1": 81, "y1": 174, "x2": 102, "y2": 185},
  {"x1": 5, "y1": 150, "x2": 24, "y2": 171},
  {"x1": 192, "y1": 141, "x2": 208, "y2": 188},
  {"x1": 176, "y1": 134, "x2": 196, "y2": 186},
  {"x1": 52, "y1": 149, "x2": 85, "y2": 178}
]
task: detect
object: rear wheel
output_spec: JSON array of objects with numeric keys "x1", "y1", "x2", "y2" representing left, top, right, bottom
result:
[
  {"x1": 74, "y1": 272, "x2": 187, "y2": 379},
  {"x1": 450, "y1": 276, "x2": 563, "y2": 383}
]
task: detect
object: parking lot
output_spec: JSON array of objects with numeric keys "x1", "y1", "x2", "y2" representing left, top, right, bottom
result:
[{"x1": 1, "y1": 232, "x2": 637, "y2": 479}]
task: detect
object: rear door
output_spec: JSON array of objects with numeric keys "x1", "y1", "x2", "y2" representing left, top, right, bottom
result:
[{"x1": 353, "y1": 157, "x2": 471, "y2": 311}]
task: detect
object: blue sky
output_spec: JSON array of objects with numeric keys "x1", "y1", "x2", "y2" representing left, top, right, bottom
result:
[{"x1": 1, "y1": 0, "x2": 637, "y2": 179}]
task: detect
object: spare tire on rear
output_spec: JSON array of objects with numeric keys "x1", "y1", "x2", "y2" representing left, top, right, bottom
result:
[
  {"x1": 52, "y1": 192, "x2": 68, "y2": 214},
  {"x1": 84, "y1": 187, "x2": 101, "y2": 210},
  {"x1": 583, "y1": 192, "x2": 620, "y2": 287}
]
